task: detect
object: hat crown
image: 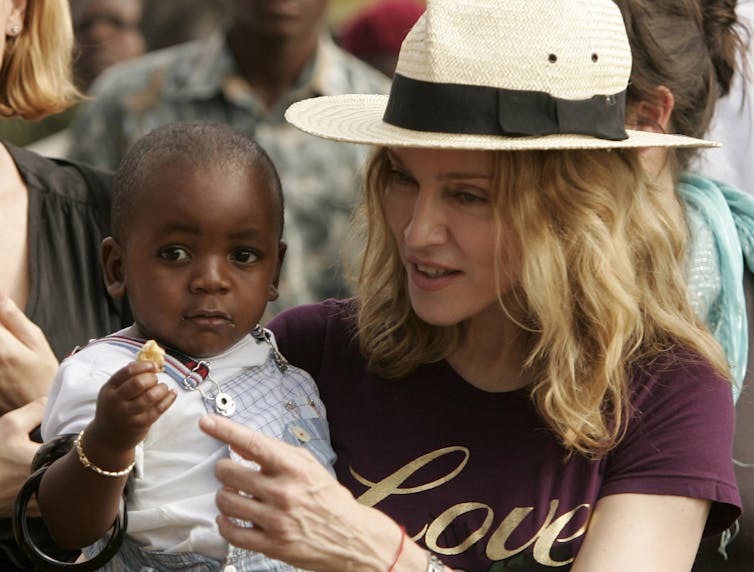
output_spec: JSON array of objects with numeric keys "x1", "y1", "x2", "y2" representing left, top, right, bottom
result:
[{"x1": 395, "y1": 0, "x2": 632, "y2": 100}]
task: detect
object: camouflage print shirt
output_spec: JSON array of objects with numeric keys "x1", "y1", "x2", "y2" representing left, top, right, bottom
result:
[{"x1": 68, "y1": 31, "x2": 390, "y2": 314}]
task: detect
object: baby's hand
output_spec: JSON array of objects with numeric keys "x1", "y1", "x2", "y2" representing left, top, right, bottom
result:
[{"x1": 91, "y1": 361, "x2": 176, "y2": 453}]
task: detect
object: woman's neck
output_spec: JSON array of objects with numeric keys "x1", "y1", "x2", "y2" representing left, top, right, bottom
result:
[{"x1": 446, "y1": 307, "x2": 529, "y2": 393}]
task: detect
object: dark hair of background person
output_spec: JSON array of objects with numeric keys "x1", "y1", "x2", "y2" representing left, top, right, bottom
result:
[{"x1": 616, "y1": 0, "x2": 746, "y2": 171}]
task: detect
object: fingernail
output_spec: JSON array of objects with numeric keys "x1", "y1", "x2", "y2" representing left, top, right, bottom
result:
[{"x1": 201, "y1": 415, "x2": 216, "y2": 430}]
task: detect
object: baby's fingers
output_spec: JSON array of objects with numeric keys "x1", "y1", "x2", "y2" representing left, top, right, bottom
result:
[
  {"x1": 128, "y1": 381, "x2": 175, "y2": 413},
  {"x1": 155, "y1": 388, "x2": 177, "y2": 415},
  {"x1": 117, "y1": 371, "x2": 164, "y2": 401},
  {"x1": 107, "y1": 361, "x2": 158, "y2": 391},
  {"x1": 132, "y1": 385, "x2": 177, "y2": 427}
]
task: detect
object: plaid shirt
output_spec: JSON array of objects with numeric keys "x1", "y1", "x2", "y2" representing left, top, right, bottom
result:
[{"x1": 68, "y1": 31, "x2": 390, "y2": 312}]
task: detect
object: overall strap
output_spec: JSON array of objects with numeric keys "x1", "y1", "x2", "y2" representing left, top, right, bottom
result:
[{"x1": 82, "y1": 335, "x2": 210, "y2": 389}]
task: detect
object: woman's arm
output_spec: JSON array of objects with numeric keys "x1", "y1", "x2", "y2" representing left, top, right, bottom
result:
[
  {"x1": 201, "y1": 415, "x2": 451, "y2": 572},
  {"x1": 0, "y1": 397, "x2": 45, "y2": 516},
  {"x1": 572, "y1": 493, "x2": 709, "y2": 572}
]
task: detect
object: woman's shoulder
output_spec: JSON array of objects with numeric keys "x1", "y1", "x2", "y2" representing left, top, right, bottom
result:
[
  {"x1": 636, "y1": 345, "x2": 729, "y2": 384},
  {"x1": 621, "y1": 347, "x2": 735, "y2": 472},
  {"x1": 630, "y1": 347, "x2": 733, "y2": 414},
  {"x1": 608, "y1": 348, "x2": 741, "y2": 536},
  {"x1": 6, "y1": 142, "x2": 113, "y2": 206},
  {"x1": 270, "y1": 298, "x2": 357, "y2": 338},
  {"x1": 268, "y1": 298, "x2": 359, "y2": 373}
]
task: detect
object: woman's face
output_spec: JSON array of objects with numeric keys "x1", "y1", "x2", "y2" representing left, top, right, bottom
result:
[{"x1": 382, "y1": 147, "x2": 517, "y2": 327}]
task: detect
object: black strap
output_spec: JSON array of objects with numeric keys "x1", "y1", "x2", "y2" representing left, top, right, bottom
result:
[{"x1": 383, "y1": 73, "x2": 628, "y2": 140}]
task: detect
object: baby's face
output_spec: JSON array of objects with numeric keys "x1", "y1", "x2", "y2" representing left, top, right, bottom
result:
[{"x1": 120, "y1": 162, "x2": 283, "y2": 358}]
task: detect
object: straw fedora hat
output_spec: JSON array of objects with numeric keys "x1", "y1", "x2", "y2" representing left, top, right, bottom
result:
[{"x1": 286, "y1": 0, "x2": 717, "y2": 150}]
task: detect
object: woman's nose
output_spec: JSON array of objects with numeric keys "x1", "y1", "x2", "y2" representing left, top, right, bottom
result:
[{"x1": 403, "y1": 192, "x2": 448, "y2": 248}]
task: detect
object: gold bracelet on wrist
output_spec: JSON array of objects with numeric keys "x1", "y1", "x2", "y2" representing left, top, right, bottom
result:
[{"x1": 74, "y1": 429, "x2": 135, "y2": 478}]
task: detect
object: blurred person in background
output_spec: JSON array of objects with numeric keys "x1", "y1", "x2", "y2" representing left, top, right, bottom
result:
[
  {"x1": 693, "y1": 0, "x2": 754, "y2": 197},
  {"x1": 71, "y1": 0, "x2": 147, "y2": 91},
  {"x1": 26, "y1": 0, "x2": 147, "y2": 158},
  {"x1": 338, "y1": 0, "x2": 423, "y2": 77},
  {"x1": 140, "y1": 0, "x2": 229, "y2": 51}
]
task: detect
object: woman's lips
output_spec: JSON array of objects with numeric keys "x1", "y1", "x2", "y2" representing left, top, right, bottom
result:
[{"x1": 408, "y1": 261, "x2": 460, "y2": 291}]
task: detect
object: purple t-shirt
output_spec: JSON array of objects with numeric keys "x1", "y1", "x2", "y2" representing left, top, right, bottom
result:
[{"x1": 269, "y1": 299, "x2": 741, "y2": 571}]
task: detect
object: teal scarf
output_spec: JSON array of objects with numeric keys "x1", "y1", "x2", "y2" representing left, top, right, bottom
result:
[{"x1": 678, "y1": 172, "x2": 754, "y2": 403}]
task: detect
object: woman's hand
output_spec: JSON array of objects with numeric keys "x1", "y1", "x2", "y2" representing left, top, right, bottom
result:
[
  {"x1": 200, "y1": 415, "x2": 432, "y2": 572},
  {"x1": 0, "y1": 294, "x2": 58, "y2": 413},
  {"x1": 0, "y1": 396, "x2": 45, "y2": 516}
]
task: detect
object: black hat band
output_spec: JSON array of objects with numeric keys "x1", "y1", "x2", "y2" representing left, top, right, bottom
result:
[{"x1": 383, "y1": 73, "x2": 628, "y2": 141}]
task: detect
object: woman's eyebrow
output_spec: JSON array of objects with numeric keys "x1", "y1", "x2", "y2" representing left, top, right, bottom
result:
[
  {"x1": 386, "y1": 150, "x2": 491, "y2": 180},
  {"x1": 437, "y1": 171, "x2": 493, "y2": 181},
  {"x1": 385, "y1": 149, "x2": 404, "y2": 166}
]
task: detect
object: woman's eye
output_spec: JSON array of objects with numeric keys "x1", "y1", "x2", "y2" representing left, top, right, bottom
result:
[
  {"x1": 451, "y1": 189, "x2": 488, "y2": 205},
  {"x1": 387, "y1": 168, "x2": 415, "y2": 186},
  {"x1": 232, "y1": 249, "x2": 259, "y2": 265},
  {"x1": 159, "y1": 246, "x2": 190, "y2": 262}
]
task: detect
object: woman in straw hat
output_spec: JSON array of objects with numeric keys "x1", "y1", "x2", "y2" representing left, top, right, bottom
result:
[{"x1": 199, "y1": 0, "x2": 741, "y2": 569}]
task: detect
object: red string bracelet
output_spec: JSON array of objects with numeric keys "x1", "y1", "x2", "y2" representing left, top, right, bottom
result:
[{"x1": 388, "y1": 525, "x2": 407, "y2": 572}]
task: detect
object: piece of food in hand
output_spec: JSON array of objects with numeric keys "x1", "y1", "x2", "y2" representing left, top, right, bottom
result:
[{"x1": 136, "y1": 339, "x2": 165, "y2": 372}]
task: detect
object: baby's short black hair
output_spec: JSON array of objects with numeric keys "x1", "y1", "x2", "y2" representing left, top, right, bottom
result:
[{"x1": 112, "y1": 121, "x2": 284, "y2": 241}]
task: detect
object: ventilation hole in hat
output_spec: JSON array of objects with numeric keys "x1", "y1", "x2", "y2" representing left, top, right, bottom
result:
[
  {"x1": 548, "y1": 54, "x2": 557, "y2": 63},
  {"x1": 592, "y1": 53, "x2": 599, "y2": 62}
]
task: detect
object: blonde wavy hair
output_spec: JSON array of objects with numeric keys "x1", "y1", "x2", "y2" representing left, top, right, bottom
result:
[
  {"x1": 355, "y1": 146, "x2": 730, "y2": 456},
  {"x1": 0, "y1": 0, "x2": 79, "y2": 119}
]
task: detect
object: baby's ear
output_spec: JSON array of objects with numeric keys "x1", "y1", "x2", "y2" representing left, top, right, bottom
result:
[
  {"x1": 269, "y1": 240, "x2": 287, "y2": 302},
  {"x1": 101, "y1": 237, "x2": 127, "y2": 299}
]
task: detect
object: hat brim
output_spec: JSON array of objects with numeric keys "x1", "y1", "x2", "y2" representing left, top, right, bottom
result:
[{"x1": 285, "y1": 94, "x2": 719, "y2": 150}]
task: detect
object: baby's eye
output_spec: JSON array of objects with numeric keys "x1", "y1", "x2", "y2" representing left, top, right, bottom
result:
[
  {"x1": 159, "y1": 246, "x2": 190, "y2": 262},
  {"x1": 231, "y1": 249, "x2": 259, "y2": 265}
]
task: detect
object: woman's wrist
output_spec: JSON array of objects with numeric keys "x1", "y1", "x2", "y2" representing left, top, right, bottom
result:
[
  {"x1": 350, "y1": 506, "x2": 448, "y2": 572},
  {"x1": 392, "y1": 541, "x2": 445, "y2": 572}
]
